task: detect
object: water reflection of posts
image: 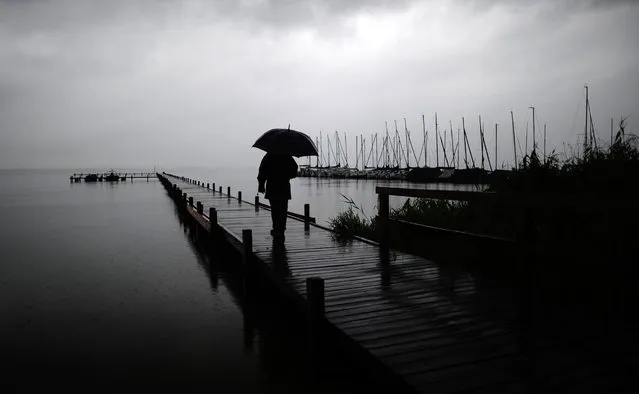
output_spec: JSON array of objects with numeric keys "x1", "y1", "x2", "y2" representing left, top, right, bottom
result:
[
  {"x1": 242, "y1": 229, "x2": 253, "y2": 297},
  {"x1": 209, "y1": 207, "x2": 218, "y2": 245}
]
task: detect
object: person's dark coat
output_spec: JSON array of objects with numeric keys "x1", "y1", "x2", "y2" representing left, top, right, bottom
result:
[{"x1": 257, "y1": 153, "x2": 298, "y2": 200}]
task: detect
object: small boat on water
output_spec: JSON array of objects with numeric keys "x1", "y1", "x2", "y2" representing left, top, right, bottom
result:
[
  {"x1": 104, "y1": 171, "x2": 120, "y2": 182},
  {"x1": 84, "y1": 173, "x2": 98, "y2": 182}
]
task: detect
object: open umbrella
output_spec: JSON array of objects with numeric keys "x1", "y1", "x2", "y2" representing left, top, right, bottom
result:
[{"x1": 252, "y1": 127, "x2": 318, "y2": 157}]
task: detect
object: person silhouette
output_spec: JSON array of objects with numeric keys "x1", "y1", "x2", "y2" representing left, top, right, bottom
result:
[{"x1": 257, "y1": 152, "x2": 298, "y2": 241}]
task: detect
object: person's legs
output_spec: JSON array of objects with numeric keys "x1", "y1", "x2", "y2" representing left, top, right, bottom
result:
[
  {"x1": 279, "y1": 199, "x2": 289, "y2": 233},
  {"x1": 269, "y1": 199, "x2": 278, "y2": 234},
  {"x1": 268, "y1": 198, "x2": 288, "y2": 236}
]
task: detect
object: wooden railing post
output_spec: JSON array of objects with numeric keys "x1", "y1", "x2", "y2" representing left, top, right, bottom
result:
[
  {"x1": 196, "y1": 201, "x2": 203, "y2": 214},
  {"x1": 378, "y1": 192, "x2": 390, "y2": 250},
  {"x1": 207, "y1": 183, "x2": 210, "y2": 189},
  {"x1": 219, "y1": 186, "x2": 222, "y2": 194},
  {"x1": 212, "y1": 183, "x2": 216, "y2": 193},
  {"x1": 304, "y1": 204, "x2": 310, "y2": 231},
  {"x1": 227, "y1": 186, "x2": 231, "y2": 197},
  {"x1": 238, "y1": 191, "x2": 242, "y2": 203},
  {"x1": 254, "y1": 195, "x2": 259, "y2": 211},
  {"x1": 182, "y1": 192, "x2": 187, "y2": 206},
  {"x1": 189, "y1": 196, "x2": 194, "y2": 208}
]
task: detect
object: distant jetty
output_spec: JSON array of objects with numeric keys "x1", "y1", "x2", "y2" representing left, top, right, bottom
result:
[{"x1": 69, "y1": 171, "x2": 156, "y2": 183}]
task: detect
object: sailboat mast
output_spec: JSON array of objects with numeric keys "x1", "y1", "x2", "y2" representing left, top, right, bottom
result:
[
  {"x1": 385, "y1": 122, "x2": 390, "y2": 167},
  {"x1": 463, "y1": 117, "x2": 468, "y2": 169},
  {"x1": 511, "y1": 111, "x2": 517, "y2": 170},
  {"x1": 495, "y1": 124, "x2": 498, "y2": 169},
  {"x1": 435, "y1": 113, "x2": 439, "y2": 167},
  {"x1": 320, "y1": 131, "x2": 323, "y2": 167},
  {"x1": 479, "y1": 115, "x2": 484, "y2": 170},
  {"x1": 457, "y1": 129, "x2": 460, "y2": 168},
  {"x1": 450, "y1": 120, "x2": 455, "y2": 168},
  {"x1": 422, "y1": 114, "x2": 427, "y2": 167},
  {"x1": 584, "y1": 84, "x2": 589, "y2": 155},
  {"x1": 404, "y1": 118, "x2": 410, "y2": 167},
  {"x1": 343, "y1": 132, "x2": 348, "y2": 168},
  {"x1": 355, "y1": 135, "x2": 359, "y2": 169},
  {"x1": 530, "y1": 106, "x2": 536, "y2": 152}
]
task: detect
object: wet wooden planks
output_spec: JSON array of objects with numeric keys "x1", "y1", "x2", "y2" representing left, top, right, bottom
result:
[{"x1": 165, "y1": 175, "x2": 611, "y2": 394}]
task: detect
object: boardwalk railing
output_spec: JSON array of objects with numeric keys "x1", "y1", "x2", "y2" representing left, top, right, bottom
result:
[
  {"x1": 375, "y1": 187, "x2": 534, "y2": 251},
  {"x1": 162, "y1": 172, "x2": 317, "y2": 224},
  {"x1": 375, "y1": 186, "x2": 634, "y2": 251}
]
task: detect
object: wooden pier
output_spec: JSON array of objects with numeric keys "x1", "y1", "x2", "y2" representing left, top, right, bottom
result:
[
  {"x1": 69, "y1": 172, "x2": 156, "y2": 182},
  {"x1": 157, "y1": 172, "x2": 636, "y2": 394}
]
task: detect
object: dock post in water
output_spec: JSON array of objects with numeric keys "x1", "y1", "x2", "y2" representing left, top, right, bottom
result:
[
  {"x1": 207, "y1": 183, "x2": 210, "y2": 189},
  {"x1": 238, "y1": 191, "x2": 242, "y2": 203},
  {"x1": 227, "y1": 186, "x2": 231, "y2": 197},
  {"x1": 212, "y1": 183, "x2": 216, "y2": 193},
  {"x1": 304, "y1": 204, "x2": 310, "y2": 231},
  {"x1": 242, "y1": 229, "x2": 253, "y2": 296},
  {"x1": 254, "y1": 196, "x2": 259, "y2": 211}
]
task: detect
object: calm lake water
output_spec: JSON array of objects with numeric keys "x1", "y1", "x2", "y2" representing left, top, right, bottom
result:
[{"x1": 0, "y1": 169, "x2": 380, "y2": 391}]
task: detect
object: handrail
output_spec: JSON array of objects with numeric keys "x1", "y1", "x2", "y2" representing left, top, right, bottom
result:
[
  {"x1": 375, "y1": 187, "x2": 530, "y2": 250},
  {"x1": 375, "y1": 186, "x2": 630, "y2": 209}
]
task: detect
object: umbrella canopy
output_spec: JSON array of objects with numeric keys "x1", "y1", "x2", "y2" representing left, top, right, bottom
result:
[{"x1": 252, "y1": 128, "x2": 318, "y2": 157}]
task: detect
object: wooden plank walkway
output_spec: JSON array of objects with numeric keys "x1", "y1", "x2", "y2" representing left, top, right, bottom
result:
[{"x1": 159, "y1": 173, "x2": 636, "y2": 394}]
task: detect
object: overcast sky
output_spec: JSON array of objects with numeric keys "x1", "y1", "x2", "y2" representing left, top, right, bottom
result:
[{"x1": 1, "y1": 0, "x2": 637, "y2": 170}]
